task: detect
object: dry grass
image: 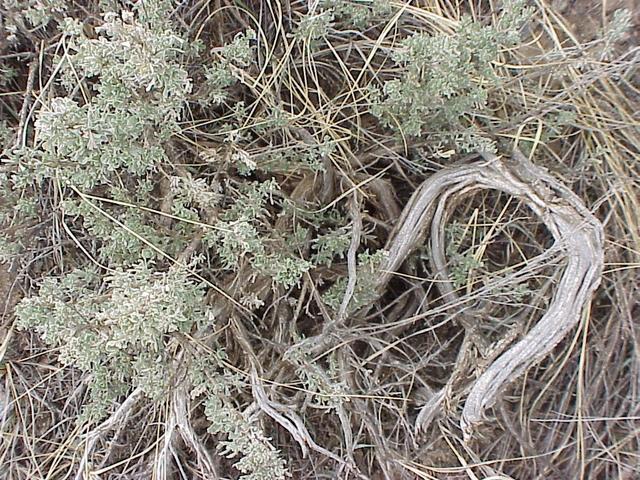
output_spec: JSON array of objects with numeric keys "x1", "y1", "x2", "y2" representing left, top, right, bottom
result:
[{"x1": 1, "y1": 1, "x2": 638, "y2": 479}]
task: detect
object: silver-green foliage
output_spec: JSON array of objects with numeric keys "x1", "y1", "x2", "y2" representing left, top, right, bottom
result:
[
  {"x1": 294, "y1": 10, "x2": 334, "y2": 44},
  {"x1": 0, "y1": 0, "x2": 67, "y2": 42},
  {"x1": 445, "y1": 220, "x2": 485, "y2": 290},
  {"x1": 13, "y1": 0, "x2": 191, "y2": 189},
  {"x1": 320, "y1": 0, "x2": 392, "y2": 29},
  {"x1": 4, "y1": 0, "x2": 202, "y2": 266},
  {"x1": 312, "y1": 227, "x2": 352, "y2": 267},
  {"x1": 14, "y1": 262, "x2": 210, "y2": 421},
  {"x1": 204, "y1": 396, "x2": 288, "y2": 480},
  {"x1": 204, "y1": 29, "x2": 256, "y2": 104},
  {"x1": 189, "y1": 358, "x2": 289, "y2": 480},
  {"x1": 323, "y1": 249, "x2": 387, "y2": 313},
  {"x1": 15, "y1": 258, "x2": 290, "y2": 477},
  {"x1": 599, "y1": 8, "x2": 632, "y2": 59},
  {"x1": 371, "y1": 0, "x2": 530, "y2": 149},
  {"x1": 204, "y1": 179, "x2": 312, "y2": 288},
  {"x1": 255, "y1": 139, "x2": 334, "y2": 173},
  {"x1": 286, "y1": 348, "x2": 349, "y2": 410}
]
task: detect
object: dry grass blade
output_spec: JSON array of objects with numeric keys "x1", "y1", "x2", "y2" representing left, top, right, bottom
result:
[{"x1": 0, "y1": 1, "x2": 637, "y2": 479}]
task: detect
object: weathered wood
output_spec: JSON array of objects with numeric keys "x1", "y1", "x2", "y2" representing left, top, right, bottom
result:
[{"x1": 375, "y1": 151, "x2": 604, "y2": 437}]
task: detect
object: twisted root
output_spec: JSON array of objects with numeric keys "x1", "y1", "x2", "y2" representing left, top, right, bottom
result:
[{"x1": 376, "y1": 151, "x2": 604, "y2": 437}]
